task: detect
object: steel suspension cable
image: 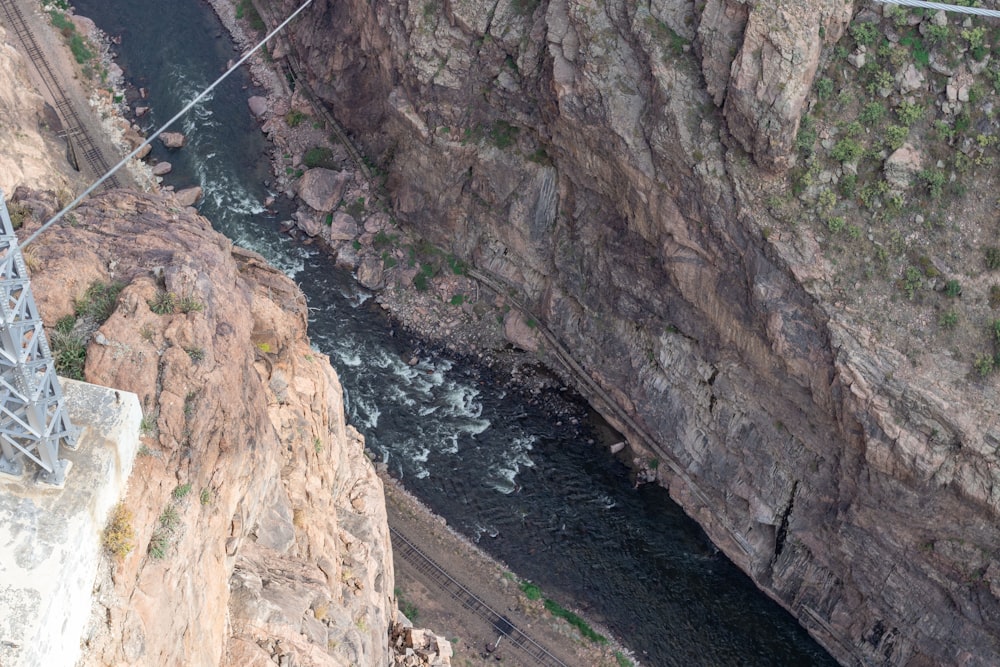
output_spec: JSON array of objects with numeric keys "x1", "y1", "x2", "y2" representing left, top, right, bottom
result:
[{"x1": 873, "y1": 0, "x2": 1000, "y2": 19}]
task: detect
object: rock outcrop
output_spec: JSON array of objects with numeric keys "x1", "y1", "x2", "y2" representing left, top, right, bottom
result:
[
  {"x1": 15, "y1": 188, "x2": 397, "y2": 667},
  {"x1": 264, "y1": 0, "x2": 1000, "y2": 663}
]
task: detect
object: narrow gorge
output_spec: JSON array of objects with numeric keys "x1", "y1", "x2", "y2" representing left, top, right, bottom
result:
[
  {"x1": 2, "y1": 0, "x2": 999, "y2": 664},
  {"x1": 259, "y1": 0, "x2": 1000, "y2": 664}
]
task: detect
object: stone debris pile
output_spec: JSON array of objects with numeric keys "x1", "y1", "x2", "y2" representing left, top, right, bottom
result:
[{"x1": 390, "y1": 623, "x2": 453, "y2": 667}]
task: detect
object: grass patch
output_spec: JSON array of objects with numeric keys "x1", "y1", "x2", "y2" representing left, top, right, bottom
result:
[
  {"x1": 304, "y1": 146, "x2": 337, "y2": 169},
  {"x1": 543, "y1": 598, "x2": 607, "y2": 644},
  {"x1": 76, "y1": 280, "x2": 125, "y2": 322},
  {"x1": 520, "y1": 581, "x2": 542, "y2": 600}
]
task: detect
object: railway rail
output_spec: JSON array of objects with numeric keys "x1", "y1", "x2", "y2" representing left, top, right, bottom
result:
[
  {"x1": 390, "y1": 526, "x2": 571, "y2": 667},
  {"x1": 0, "y1": 0, "x2": 120, "y2": 189}
]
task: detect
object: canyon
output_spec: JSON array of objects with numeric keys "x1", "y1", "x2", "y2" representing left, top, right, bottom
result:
[{"x1": 257, "y1": 0, "x2": 1000, "y2": 663}]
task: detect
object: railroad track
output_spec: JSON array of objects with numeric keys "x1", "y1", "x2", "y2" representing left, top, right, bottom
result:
[
  {"x1": 0, "y1": 0, "x2": 120, "y2": 189},
  {"x1": 389, "y1": 526, "x2": 570, "y2": 667}
]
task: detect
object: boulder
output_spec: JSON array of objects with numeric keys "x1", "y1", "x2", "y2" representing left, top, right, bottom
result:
[
  {"x1": 325, "y1": 212, "x2": 359, "y2": 242},
  {"x1": 292, "y1": 209, "x2": 323, "y2": 237},
  {"x1": 174, "y1": 186, "x2": 203, "y2": 207},
  {"x1": 296, "y1": 168, "x2": 351, "y2": 211},
  {"x1": 884, "y1": 143, "x2": 923, "y2": 189},
  {"x1": 248, "y1": 96, "x2": 269, "y2": 119},
  {"x1": 160, "y1": 132, "x2": 186, "y2": 149},
  {"x1": 357, "y1": 256, "x2": 384, "y2": 290},
  {"x1": 151, "y1": 161, "x2": 172, "y2": 176}
]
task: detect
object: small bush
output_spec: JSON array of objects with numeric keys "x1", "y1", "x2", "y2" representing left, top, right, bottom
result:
[
  {"x1": 285, "y1": 109, "x2": 307, "y2": 128},
  {"x1": 939, "y1": 310, "x2": 958, "y2": 329},
  {"x1": 989, "y1": 285, "x2": 1000, "y2": 308},
  {"x1": 185, "y1": 347, "x2": 205, "y2": 362},
  {"x1": 975, "y1": 354, "x2": 995, "y2": 377},
  {"x1": 831, "y1": 138, "x2": 863, "y2": 163},
  {"x1": 149, "y1": 291, "x2": 176, "y2": 315},
  {"x1": 827, "y1": 216, "x2": 846, "y2": 233},
  {"x1": 859, "y1": 102, "x2": 886, "y2": 126},
  {"x1": 944, "y1": 279, "x2": 962, "y2": 297},
  {"x1": 172, "y1": 483, "x2": 192, "y2": 499},
  {"x1": 177, "y1": 295, "x2": 204, "y2": 314},
  {"x1": 884, "y1": 125, "x2": 908, "y2": 151},
  {"x1": 895, "y1": 101, "x2": 923, "y2": 127},
  {"x1": 77, "y1": 281, "x2": 126, "y2": 323},
  {"x1": 986, "y1": 247, "x2": 1000, "y2": 271},
  {"x1": 102, "y1": 503, "x2": 135, "y2": 559},
  {"x1": 815, "y1": 77, "x2": 834, "y2": 100},
  {"x1": 303, "y1": 146, "x2": 336, "y2": 169},
  {"x1": 200, "y1": 488, "x2": 213, "y2": 505},
  {"x1": 520, "y1": 581, "x2": 542, "y2": 600},
  {"x1": 450, "y1": 294, "x2": 465, "y2": 306},
  {"x1": 850, "y1": 21, "x2": 880, "y2": 47}
]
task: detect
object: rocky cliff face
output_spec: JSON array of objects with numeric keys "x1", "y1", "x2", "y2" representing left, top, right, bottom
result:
[
  {"x1": 271, "y1": 0, "x2": 1000, "y2": 663},
  {"x1": 15, "y1": 188, "x2": 395, "y2": 667}
]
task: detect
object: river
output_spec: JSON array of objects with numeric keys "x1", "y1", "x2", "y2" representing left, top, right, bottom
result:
[{"x1": 70, "y1": 0, "x2": 837, "y2": 664}]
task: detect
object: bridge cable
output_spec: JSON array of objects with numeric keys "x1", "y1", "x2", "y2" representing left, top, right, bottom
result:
[
  {"x1": 22, "y1": 0, "x2": 316, "y2": 248},
  {"x1": 872, "y1": 0, "x2": 1000, "y2": 19}
]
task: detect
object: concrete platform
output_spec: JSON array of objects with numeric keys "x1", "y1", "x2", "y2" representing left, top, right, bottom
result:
[{"x1": 0, "y1": 379, "x2": 141, "y2": 667}]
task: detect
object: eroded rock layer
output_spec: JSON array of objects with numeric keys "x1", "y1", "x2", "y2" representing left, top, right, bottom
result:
[{"x1": 267, "y1": 0, "x2": 1000, "y2": 663}]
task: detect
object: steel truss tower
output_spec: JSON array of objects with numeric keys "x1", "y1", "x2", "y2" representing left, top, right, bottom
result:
[{"x1": 0, "y1": 191, "x2": 78, "y2": 486}]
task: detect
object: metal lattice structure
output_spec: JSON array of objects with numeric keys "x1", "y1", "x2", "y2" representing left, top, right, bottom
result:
[{"x1": 0, "y1": 190, "x2": 78, "y2": 486}]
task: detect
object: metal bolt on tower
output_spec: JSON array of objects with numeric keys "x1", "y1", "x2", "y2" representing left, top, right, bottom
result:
[{"x1": 0, "y1": 190, "x2": 78, "y2": 486}]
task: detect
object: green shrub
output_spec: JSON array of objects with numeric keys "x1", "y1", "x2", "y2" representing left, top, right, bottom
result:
[
  {"x1": 986, "y1": 247, "x2": 1000, "y2": 271},
  {"x1": 831, "y1": 138, "x2": 863, "y2": 163},
  {"x1": 172, "y1": 483, "x2": 192, "y2": 499},
  {"x1": 76, "y1": 281, "x2": 125, "y2": 323},
  {"x1": 51, "y1": 325, "x2": 86, "y2": 380},
  {"x1": 520, "y1": 581, "x2": 542, "y2": 600},
  {"x1": 285, "y1": 109, "x2": 306, "y2": 128},
  {"x1": 850, "y1": 21, "x2": 880, "y2": 46},
  {"x1": 450, "y1": 294, "x2": 465, "y2": 306},
  {"x1": 149, "y1": 291, "x2": 176, "y2": 315},
  {"x1": 859, "y1": 102, "x2": 886, "y2": 126},
  {"x1": 884, "y1": 125, "x2": 908, "y2": 151},
  {"x1": 975, "y1": 354, "x2": 995, "y2": 377},
  {"x1": 489, "y1": 120, "x2": 518, "y2": 149},
  {"x1": 839, "y1": 173, "x2": 857, "y2": 199},
  {"x1": 924, "y1": 23, "x2": 950, "y2": 45},
  {"x1": 895, "y1": 101, "x2": 923, "y2": 127},
  {"x1": 827, "y1": 216, "x2": 846, "y2": 233},
  {"x1": 815, "y1": 77, "x2": 834, "y2": 100},
  {"x1": 939, "y1": 310, "x2": 958, "y2": 329},
  {"x1": 944, "y1": 279, "x2": 962, "y2": 297},
  {"x1": 303, "y1": 146, "x2": 336, "y2": 169},
  {"x1": 918, "y1": 169, "x2": 946, "y2": 200}
]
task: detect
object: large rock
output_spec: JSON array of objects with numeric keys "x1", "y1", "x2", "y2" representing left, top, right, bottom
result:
[
  {"x1": 159, "y1": 131, "x2": 186, "y2": 149},
  {"x1": 248, "y1": 96, "x2": 270, "y2": 119},
  {"x1": 173, "y1": 186, "x2": 202, "y2": 207},
  {"x1": 297, "y1": 168, "x2": 351, "y2": 211},
  {"x1": 325, "y1": 212, "x2": 359, "y2": 242},
  {"x1": 722, "y1": 1, "x2": 852, "y2": 170},
  {"x1": 151, "y1": 161, "x2": 172, "y2": 176},
  {"x1": 884, "y1": 143, "x2": 923, "y2": 189}
]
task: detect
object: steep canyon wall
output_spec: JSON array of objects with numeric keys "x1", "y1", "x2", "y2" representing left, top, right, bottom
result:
[{"x1": 269, "y1": 0, "x2": 1000, "y2": 663}]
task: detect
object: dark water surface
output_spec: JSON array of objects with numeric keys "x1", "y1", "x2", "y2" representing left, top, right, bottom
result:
[{"x1": 71, "y1": 1, "x2": 838, "y2": 664}]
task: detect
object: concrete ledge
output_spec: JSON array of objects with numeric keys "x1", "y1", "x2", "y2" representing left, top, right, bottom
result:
[{"x1": 0, "y1": 379, "x2": 141, "y2": 667}]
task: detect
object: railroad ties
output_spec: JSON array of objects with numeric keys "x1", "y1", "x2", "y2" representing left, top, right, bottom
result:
[
  {"x1": 0, "y1": 0, "x2": 121, "y2": 189},
  {"x1": 389, "y1": 526, "x2": 571, "y2": 667}
]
